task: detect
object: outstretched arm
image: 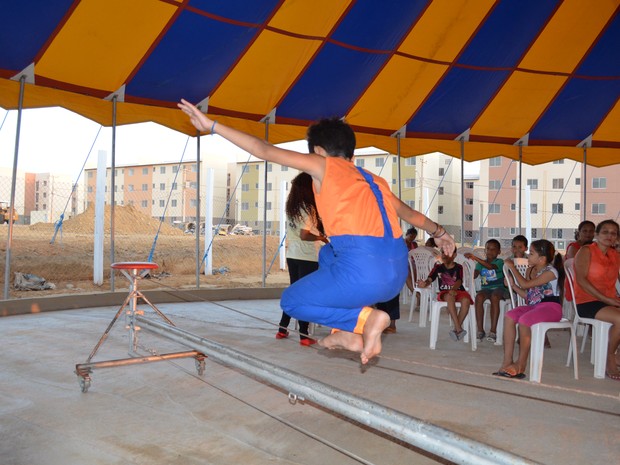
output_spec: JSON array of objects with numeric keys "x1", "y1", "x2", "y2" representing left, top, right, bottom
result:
[
  {"x1": 389, "y1": 195, "x2": 455, "y2": 256},
  {"x1": 178, "y1": 99, "x2": 325, "y2": 179}
]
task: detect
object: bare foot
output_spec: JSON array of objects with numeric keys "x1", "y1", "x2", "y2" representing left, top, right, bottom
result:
[
  {"x1": 361, "y1": 309, "x2": 390, "y2": 364},
  {"x1": 319, "y1": 331, "x2": 363, "y2": 352}
]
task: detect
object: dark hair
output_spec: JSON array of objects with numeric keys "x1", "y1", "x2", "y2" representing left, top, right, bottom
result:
[
  {"x1": 512, "y1": 235, "x2": 528, "y2": 247},
  {"x1": 406, "y1": 227, "x2": 418, "y2": 238},
  {"x1": 531, "y1": 239, "x2": 565, "y2": 293},
  {"x1": 285, "y1": 173, "x2": 324, "y2": 234},
  {"x1": 485, "y1": 238, "x2": 501, "y2": 249},
  {"x1": 575, "y1": 220, "x2": 596, "y2": 240},
  {"x1": 425, "y1": 237, "x2": 436, "y2": 247},
  {"x1": 307, "y1": 117, "x2": 356, "y2": 160},
  {"x1": 595, "y1": 219, "x2": 619, "y2": 234}
]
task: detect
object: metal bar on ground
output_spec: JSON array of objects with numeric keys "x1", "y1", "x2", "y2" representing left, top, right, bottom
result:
[{"x1": 137, "y1": 316, "x2": 535, "y2": 465}]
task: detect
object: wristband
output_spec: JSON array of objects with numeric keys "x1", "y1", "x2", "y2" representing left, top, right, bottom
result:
[
  {"x1": 210, "y1": 120, "x2": 217, "y2": 135},
  {"x1": 434, "y1": 228, "x2": 447, "y2": 239},
  {"x1": 428, "y1": 222, "x2": 439, "y2": 236}
]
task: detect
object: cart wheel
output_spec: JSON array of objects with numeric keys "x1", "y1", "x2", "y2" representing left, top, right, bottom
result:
[
  {"x1": 78, "y1": 375, "x2": 91, "y2": 393},
  {"x1": 195, "y1": 358, "x2": 206, "y2": 376}
]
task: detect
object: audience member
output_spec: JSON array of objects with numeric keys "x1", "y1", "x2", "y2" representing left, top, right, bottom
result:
[
  {"x1": 509, "y1": 235, "x2": 528, "y2": 260},
  {"x1": 564, "y1": 220, "x2": 595, "y2": 260},
  {"x1": 573, "y1": 219, "x2": 620, "y2": 380}
]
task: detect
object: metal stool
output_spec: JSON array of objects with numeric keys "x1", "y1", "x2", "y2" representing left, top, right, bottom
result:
[{"x1": 75, "y1": 262, "x2": 205, "y2": 392}]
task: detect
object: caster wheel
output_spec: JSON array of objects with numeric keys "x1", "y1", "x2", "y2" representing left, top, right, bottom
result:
[{"x1": 78, "y1": 375, "x2": 91, "y2": 393}]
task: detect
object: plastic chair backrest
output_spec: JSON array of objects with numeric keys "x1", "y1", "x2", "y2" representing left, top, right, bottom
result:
[
  {"x1": 410, "y1": 248, "x2": 438, "y2": 282},
  {"x1": 503, "y1": 262, "x2": 528, "y2": 308},
  {"x1": 564, "y1": 261, "x2": 578, "y2": 320}
]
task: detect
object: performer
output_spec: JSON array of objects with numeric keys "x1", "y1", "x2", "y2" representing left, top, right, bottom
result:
[{"x1": 178, "y1": 100, "x2": 455, "y2": 364}]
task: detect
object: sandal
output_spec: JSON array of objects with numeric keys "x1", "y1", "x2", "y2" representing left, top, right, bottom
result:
[
  {"x1": 605, "y1": 371, "x2": 620, "y2": 381},
  {"x1": 492, "y1": 370, "x2": 526, "y2": 379}
]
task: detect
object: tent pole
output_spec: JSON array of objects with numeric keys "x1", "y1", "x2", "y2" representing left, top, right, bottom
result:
[
  {"x1": 396, "y1": 133, "x2": 402, "y2": 231},
  {"x1": 3, "y1": 75, "x2": 25, "y2": 300},
  {"x1": 262, "y1": 119, "x2": 270, "y2": 288},
  {"x1": 195, "y1": 129, "x2": 201, "y2": 288},
  {"x1": 110, "y1": 96, "x2": 117, "y2": 291},
  {"x1": 582, "y1": 147, "x2": 587, "y2": 222},
  {"x1": 518, "y1": 142, "x2": 523, "y2": 233},
  {"x1": 460, "y1": 138, "x2": 465, "y2": 246}
]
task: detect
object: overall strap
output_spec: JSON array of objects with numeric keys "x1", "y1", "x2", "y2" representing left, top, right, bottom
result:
[{"x1": 355, "y1": 166, "x2": 393, "y2": 238}]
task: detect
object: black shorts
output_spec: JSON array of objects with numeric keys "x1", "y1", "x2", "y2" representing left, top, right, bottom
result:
[{"x1": 576, "y1": 300, "x2": 609, "y2": 319}]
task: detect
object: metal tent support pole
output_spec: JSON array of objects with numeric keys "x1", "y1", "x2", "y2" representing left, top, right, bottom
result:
[
  {"x1": 582, "y1": 147, "x2": 587, "y2": 222},
  {"x1": 195, "y1": 130, "x2": 201, "y2": 288},
  {"x1": 262, "y1": 118, "x2": 270, "y2": 288},
  {"x1": 460, "y1": 138, "x2": 465, "y2": 246},
  {"x1": 518, "y1": 142, "x2": 523, "y2": 233},
  {"x1": 110, "y1": 96, "x2": 117, "y2": 291},
  {"x1": 3, "y1": 75, "x2": 25, "y2": 300},
  {"x1": 396, "y1": 134, "x2": 402, "y2": 230},
  {"x1": 136, "y1": 316, "x2": 534, "y2": 465}
]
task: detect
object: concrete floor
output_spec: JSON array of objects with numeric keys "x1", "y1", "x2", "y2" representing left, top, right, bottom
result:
[{"x1": 1, "y1": 298, "x2": 618, "y2": 465}]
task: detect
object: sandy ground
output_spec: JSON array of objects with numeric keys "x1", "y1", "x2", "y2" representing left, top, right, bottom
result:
[{"x1": 0, "y1": 206, "x2": 289, "y2": 299}]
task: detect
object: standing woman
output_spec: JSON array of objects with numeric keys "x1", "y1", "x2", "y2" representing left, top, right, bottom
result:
[
  {"x1": 276, "y1": 173, "x2": 328, "y2": 345},
  {"x1": 573, "y1": 219, "x2": 620, "y2": 380}
]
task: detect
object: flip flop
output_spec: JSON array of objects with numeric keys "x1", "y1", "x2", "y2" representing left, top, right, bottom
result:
[{"x1": 493, "y1": 370, "x2": 526, "y2": 379}]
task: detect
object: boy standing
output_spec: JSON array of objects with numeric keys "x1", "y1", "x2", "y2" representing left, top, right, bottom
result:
[
  {"x1": 465, "y1": 239, "x2": 509, "y2": 342},
  {"x1": 178, "y1": 100, "x2": 455, "y2": 364}
]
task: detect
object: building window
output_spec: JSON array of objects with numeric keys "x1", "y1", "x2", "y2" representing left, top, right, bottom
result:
[
  {"x1": 142, "y1": 184, "x2": 148, "y2": 191},
  {"x1": 438, "y1": 168, "x2": 444, "y2": 176},
  {"x1": 489, "y1": 180, "x2": 501, "y2": 190},
  {"x1": 405, "y1": 179, "x2": 415, "y2": 188},
  {"x1": 488, "y1": 228, "x2": 500, "y2": 238},
  {"x1": 465, "y1": 231, "x2": 473, "y2": 238},
  {"x1": 160, "y1": 166, "x2": 166, "y2": 174},
  {"x1": 575, "y1": 203, "x2": 580, "y2": 211},
  {"x1": 241, "y1": 202, "x2": 249, "y2": 211},
  {"x1": 510, "y1": 227, "x2": 518, "y2": 235},
  {"x1": 510, "y1": 203, "x2": 516, "y2": 211},
  {"x1": 128, "y1": 184, "x2": 134, "y2": 192},
  {"x1": 575, "y1": 178, "x2": 580, "y2": 185},
  {"x1": 465, "y1": 182, "x2": 474, "y2": 189},
  {"x1": 141, "y1": 200, "x2": 148, "y2": 208},
  {"x1": 438, "y1": 187, "x2": 444, "y2": 195},
  {"x1": 159, "y1": 200, "x2": 165, "y2": 207},
  {"x1": 489, "y1": 157, "x2": 501, "y2": 167},
  {"x1": 87, "y1": 186, "x2": 93, "y2": 193},
  {"x1": 552, "y1": 203, "x2": 563, "y2": 214},
  {"x1": 142, "y1": 168, "x2": 148, "y2": 175},
  {"x1": 552, "y1": 178, "x2": 564, "y2": 189},
  {"x1": 266, "y1": 202, "x2": 272, "y2": 210},
  {"x1": 592, "y1": 203, "x2": 606, "y2": 215},
  {"x1": 511, "y1": 179, "x2": 516, "y2": 186},
  {"x1": 530, "y1": 204, "x2": 538, "y2": 214},
  {"x1": 266, "y1": 183, "x2": 272, "y2": 191},
  {"x1": 531, "y1": 228, "x2": 538, "y2": 238},
  {"x1": 281, "y1": 165, "x2": 288, "y2": 171},
  {"x1": 129, "y1": 168, "x2": 134, "y2": 176},
  {"x1": 356, "y1": 159, "x2": 365, "y2": 167},
  {"x1": 527, "y1": 179, "x2": 538, "y2": 189},
  {"x1": 172, "y1": 166, "x2": 178, "y2": 173},
  {"x1": 465, "y1": 198, "x2": 473, "y2": 205},
  {"x1": 171, "y1": 200, "x2": 177, "y2": 207},
  {"x1": 242, "y1": 184, "x2": 249, "y2": 192},
  {"x1": 266, "y1": 164, "x2": 273, "y2": 172},
  {"x1": 405, "y1": 158, "x2": 416, "y2": 166},
  {"x1": 552, "y1": 159, "x2": 565, "y2": 164},
  {"x1": 465, "y1": 214, "x2": 473, "y2": 221},
  {"x1": 438, "y1": 206, "x2": 444, "y2": 214},
  {"x1": 375, "y1": 158, "x2": 384, "y2": 167},
  {"x1": 190, "y1": 199, "x2": 197, "y2": 207},
  {"x1": 488, "y1": 204, "x2": 500, "y2": 214},
  {"x1": 172, "y1": 182, "x2": 178, "y2": 190},
  {"x1": 592, "y1": 177, "x2": 606, "y2": 189},
  {"x1": 406, "y1": 200, "x2": 415, "y2": 208},
  {"x1": 551, "y1": 229, "x2": 563, "y2": 239},
  {"x1": 160, "y1": 183, "x2": 166, "y2": 191}
]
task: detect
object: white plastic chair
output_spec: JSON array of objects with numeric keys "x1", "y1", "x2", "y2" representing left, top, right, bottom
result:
[
  {"x1": 429, "y1": 256, "x2": 477, "y2": 350},
  {"x1": 564, "y1": 262, "x2": 612, "y2": 379},
  {"x1": 408, "y1": 248, "x2": 439, "y2": 326},
  {"x1": 504, "y1": 265, "x2": 578, "y2": 383}
]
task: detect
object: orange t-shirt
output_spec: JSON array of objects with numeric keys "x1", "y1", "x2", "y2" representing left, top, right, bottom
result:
[
  {"x1": 314, "y1": 157, "x2": 402, "y2": 239},
  {"x1": 573, "y1": 243, "x2": 620, "y2": 304}
]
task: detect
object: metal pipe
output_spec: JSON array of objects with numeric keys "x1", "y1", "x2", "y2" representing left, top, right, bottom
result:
[
  {"x1": 3, "y1": 75, "x2": 25, "y2": 299},
  {"x1": 518, "y1": 143, "x2": 523, "y2": 233},
  {"x1": 137, "y1": 316, "x2": 534, "y2": 465},
  {"x1": 460, "y1": 137, "x2": 465, "y2": 246},
  {"x1": 582, "y1": 147, "x2": 587, "y2": 222},
  {"x1": 195, "y1": 129, "x2": 201, "y2": 288},
  {"x1": 110, "y1": 96, "x2": 117, "y2": 291},
  {"x1": 262, "y1": 118, "x2": 270, "y2": 288}
]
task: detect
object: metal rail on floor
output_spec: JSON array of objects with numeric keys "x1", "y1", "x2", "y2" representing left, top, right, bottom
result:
[{"x1": 137, "y1": 316, "x2": 535, "y2": 465}]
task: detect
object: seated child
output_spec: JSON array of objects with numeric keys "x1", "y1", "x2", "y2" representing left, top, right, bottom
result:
[
  {"x1": 417, "y1": 248, "x2": 471, "y2": 341},
  {"x1": 509, "y1": 235, "x2": 528, "y2": 260},
  {"x1": 464, "y1": 239, "x2": 509, "y2": 343}
]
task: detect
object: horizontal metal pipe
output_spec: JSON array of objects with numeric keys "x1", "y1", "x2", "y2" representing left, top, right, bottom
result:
[
  {"x1": 76, "y1": 350, "x2": 203, "y2": 371},
  {"x1": 137, "y1": 316, "x2": 534, "y2": 465}
]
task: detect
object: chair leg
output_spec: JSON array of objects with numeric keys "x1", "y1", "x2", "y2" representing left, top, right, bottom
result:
[
  {"x1": 592, "y1": 323, "x2": 610, "y2": 379},
  {"x1": 567, "y1": 326, "x2": 579, "y2": 380},
  {"x1": 419, "y1": 294, "x2": 429, "y2": 328},
  {"x1": 529, "y1": 325, "x2": 545, "y2": 383},
  {"x1": 495, "y1": 302, "x2": 507, "y2": 346},
  {"x1": 408, "y1": 293, "x2": 417, "y2": 322},
  {"x1": 580, "y1": 324, "x2": 589, "y2": 355},
  {"x1": 429, "y1": 303, "x2": 443, "y2": 350}
]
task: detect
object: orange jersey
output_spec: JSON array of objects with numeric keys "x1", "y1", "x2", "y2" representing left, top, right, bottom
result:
[{"x1": 314, "y1": 157, "x2": 402, "y2": 239}]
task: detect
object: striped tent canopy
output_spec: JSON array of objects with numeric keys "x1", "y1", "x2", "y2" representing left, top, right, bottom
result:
[{"x1": 1, "y1": 0, "x2": 619, "y2": 166}]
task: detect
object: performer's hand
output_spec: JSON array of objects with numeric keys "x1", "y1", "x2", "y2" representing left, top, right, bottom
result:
[
  {"x1": 434, "y1": 233, "x2": 455, "y2": 257},
  {"x1": 178, "y1": 98, "x2": 212, "y2": 132}
]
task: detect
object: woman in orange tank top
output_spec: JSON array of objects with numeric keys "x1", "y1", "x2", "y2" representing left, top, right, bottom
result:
[{"x1": 574, "y1": 219, "x2": 620, "y2": 380}]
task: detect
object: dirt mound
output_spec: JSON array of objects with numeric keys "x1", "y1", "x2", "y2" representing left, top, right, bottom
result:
[{"x1": 29, "y1": 204, "x2": 184, "y2": 235}]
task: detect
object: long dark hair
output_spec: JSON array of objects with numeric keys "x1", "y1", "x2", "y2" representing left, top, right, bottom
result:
[{"x1": 285, "y1": 173, "x2": 324, "y2": 234}]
